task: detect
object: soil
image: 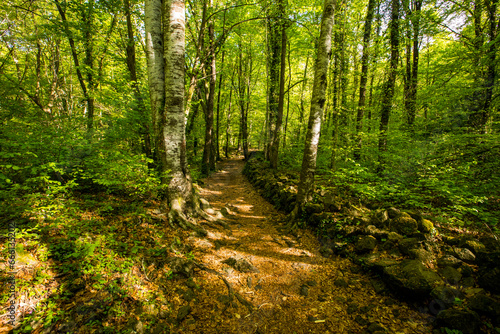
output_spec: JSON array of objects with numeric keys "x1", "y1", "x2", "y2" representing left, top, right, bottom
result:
[{"x1": 177, "y1": 157, "x2": 434, "y2": 333}]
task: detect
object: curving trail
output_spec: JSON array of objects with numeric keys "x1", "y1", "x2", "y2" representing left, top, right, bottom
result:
[{"x1": 181, "y1": 157, "x2": 432, "y2": 333}]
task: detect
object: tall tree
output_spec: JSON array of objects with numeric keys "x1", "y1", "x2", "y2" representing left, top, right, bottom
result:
[
  {"x1": 403, "y1": 0, "x2": 422, "y2": 128},
  {"x1": 54, "y1": 0, "x2": 94, "y2": 132},
  {"x1": 289, "y1": 0, "x2": 335, "y2": 227},
  {"x1": 354, "y1": 0, "x2": 377, "y2": 160},
  {"x1": 378, "y1": 0, "x2": 400, "y2": 166},
  {"x1": 269, "y1": 0, "x2": 287, "y2": 169},
  {"x1": 125, "y1": 0, "x2": 152, "y2": 158},
  {"x1": 145, "y1": 0, "x2": 210, "y2": 232},
  {"x1": 201, "y1": 16, "x2": 216, "y2": 176},
  {"x1": 265, "y1": 0, "x2": 285, "y2": 163},
  {"x1": 466, "y1": 0, "x2": 498, "y2": 133},
  {"x1": 236, "y1": 38, "x2": 253, "y2": 160},
  {"x1": 145, "y1": 0, "x2": 167, "y2": 175}
]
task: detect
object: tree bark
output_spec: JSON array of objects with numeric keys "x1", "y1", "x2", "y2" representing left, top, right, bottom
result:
[
  {"x1": 54, "y1": 0, "x2": 91, "y2": 131},
  {"x1": 378, "y1": 0, "x2": 400, "y2": 168},
  {"x1": 266, "y1": 3, "x2": 282, "y2": 160},
  {"x1": 481, "y1": 0, "x2": 497, "y2": 133},
  {"x1": 145, "y1": 0, "x2": 167, "y2": 176},
  {"x1": 125, "y1": 0, "x2": 152, "y2": 159},
  {"x1": 237, "y1": 42, "x2": 250, "y2": 160},
  {"x1": 226, "y1": 67, "x2": 235, "y2": 158},
  {"x1": 201, "y1": 21, "x2": 216, "y2": 176},
  {"x1": 354, "y1": 0, "x2": 376, "y2": 160},
  {"x1": 270, "y1": 0, "x2": 287, "y2": 169},
  {"x1": 215, "y1": 48, "x2": 225, "y2": 161},
  {"x1": 289, "y1": 0, "x2": 335, "y2": 226},
  {"x1": 161, "y1": 0, "x2": 209, "y2": 232},
  {"x1": 297, "y1": 54, "x2": 309, "y2": 141},
  {"x1": 83, "y1": 0, "x2": 95, "y2": 132}
]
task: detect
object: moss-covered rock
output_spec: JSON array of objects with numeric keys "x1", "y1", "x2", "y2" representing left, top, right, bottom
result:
[
  {"x1": 408, "y1": 248, "x2": 434, "y2": 266},
  {"x1": 436, "y1": 309, "x2": 481, "y2": 334},
  {"x1": 398, "y1": 238, "x2": 420, "y2": 256},
  {"x1": 461, "y1": 239, "x2": 486, "y2": 254},
  {"x1": 387, "y1": 232, "x2": 403, "y2": 241},
  {"x1": 387, "y1": 207, "x2": 400, "y2": 219},
  {"x1": 356, "y1": 235, "x2": 378, "y2": 253},
  {"x1": 419, "y1": 219, "x2": 434, "y2": 234},
  {"x1": 389, "y1": 213, "x2": 418, "y2": 235},
  {"x1": 364, "y1": 225, "x2": 389, "y2": 239},
  {"x1": 383, "y1": 260, "x2": 444, "y2": 295},
  {"x1": 437, "y1": 255, "x2": 463, "y2": 268},
  {"x1": 468, "y1": 294, "x2": 500, "y2": 320},
  {"x1": 304, "y1": 202, "x2": 323, "y2": 215},
  {"x1": 430, "y1": 286, "x2": 464, "y2": 308},
  {"x1": 371, "y1": 209, "x2": 389, "y2": 228},
  {"x1": 478, "y1": 266, "x2": 500, "y2": 294},
  {"x1": 454, "y1": 247, "x2": 476, "y2": 263},
  {"x1": 438, "y1": 266, "x2": 462, "y2": 285},
  {"x1": 323, "y1": 191, "x2": 342, "y2": 212}
]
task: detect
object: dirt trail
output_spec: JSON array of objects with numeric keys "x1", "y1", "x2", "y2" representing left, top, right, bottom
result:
[{"x1": 183, "y1": 157, "x2": 433, "y2": 333}]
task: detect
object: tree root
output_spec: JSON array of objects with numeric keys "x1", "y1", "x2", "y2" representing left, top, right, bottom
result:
[
  {"x1": 283, "y1": 206, "x2": 300, "y2": 234},
  {"x1": 195, "y1": 262, "x2": 254, "y2": 313},
  {"x1": 168, "y1": 206, "x2": 208, "y2": 237}
]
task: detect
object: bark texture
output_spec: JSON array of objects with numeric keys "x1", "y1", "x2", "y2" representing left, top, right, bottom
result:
[
  {"x1": 378, "y1": 0, "x2": 400, "y2": 165},
  {"x1": 270, "y1": 0, "x2": 287, "y2": 169},
  {"x1": 125, "y1": 0, "x2": 152, "y2": 158},
  {"x1": 145, "y1": 0, "x2": 212, "y2": 233},
  {"x1": 289, "y1": 0, "x2": 335, "y2": 226},
  {"x1": 145, "y1": 0, "x2": 167, "y2": 175},
  {"x1": 354, "y1": 0, "x2": 376, "y2": 160}
]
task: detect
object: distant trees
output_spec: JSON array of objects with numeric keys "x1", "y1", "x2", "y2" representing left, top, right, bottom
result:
[{"x1": 1, "y1": 0, "x2": 498, "y2": 232}]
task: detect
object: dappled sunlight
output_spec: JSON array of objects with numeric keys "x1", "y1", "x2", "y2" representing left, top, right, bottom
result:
[{"x1": 187, "y1": 158, "x2": 433, "y2": 333}]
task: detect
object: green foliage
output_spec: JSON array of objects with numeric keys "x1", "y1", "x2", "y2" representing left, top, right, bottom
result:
[
  {"x1": 80, "y1": 149, "x2": 163, "y2": 197},
  {"x1": 442, "y1": 328, "x2": 463, "y2": 334}
]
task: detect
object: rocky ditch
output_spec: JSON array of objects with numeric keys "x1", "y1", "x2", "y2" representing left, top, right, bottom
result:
[{"x1": 243, "y1": 152, "x2": 500, "y2": 334}]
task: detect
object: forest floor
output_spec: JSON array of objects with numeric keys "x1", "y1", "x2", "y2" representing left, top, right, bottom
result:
[
  {"x1": 0, "y1": 156, "x2": 439, "y2": 334},
  {"x1": 180, "y1": 157, "x2": 434, "y2": 333}
]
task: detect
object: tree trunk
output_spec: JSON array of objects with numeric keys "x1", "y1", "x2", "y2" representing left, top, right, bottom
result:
[
  {"x1": 270, "y1": 0, "x2": 287, "y2": 169},
  {"x1": 201, "y1": 22, "x2": 216, "y2": 176},
  {"x1": 83, "y1": 0, "x2": 95, "y2": 132},
  {"x1": 55, "y1": 0, "x2": 91, "y2": 131},
  {"x1": 354, "y1": 0, "x2": 376, "y2": 160},
  {"x1": 378, "y1": 0, "x2": 400, "y2": 168},
  {"x1": 226, "y1": 67, "x2": 235, "y2": 158},
  {"x1": 297, "y1": 54, "x2": 309, "y2": 141},
  {"x1": 283, "y1": 40, "x2": 292, "y2": 149},
  {"x1": 367, "y1": 2, "x2": 382, "y2": 134},
  {"x1": 408, "y1": 0, "x2": 422, "y2": 128},
  {"x1": 216, "y1": 48, "x2": 225, "y2": 161},
  {"x1": 145, "y1": 0, "x2": 167, "y2": 176},
  {"x1": 161, "y1": 0, "x2": 210, "y2": 232},
  {"x1": 237, "y1": 42, "x2": 250, "y2": 160},
  {"x1": 481, "y1": 0, "x2": 497, "y2": 133},
  {"x1": 266, "y1": 3, "x2": 282, "y2": 160},
  {"x1": 125, "y1": 0, "x2": 152, "y2": 159},
  {"x1": 289, "y1": 0, "x2": 335, "y2": 226}
]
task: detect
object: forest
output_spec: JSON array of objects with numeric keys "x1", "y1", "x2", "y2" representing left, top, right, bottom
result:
[{"x1": 1, "y1": 0, "x2": 499, "y2": 333}]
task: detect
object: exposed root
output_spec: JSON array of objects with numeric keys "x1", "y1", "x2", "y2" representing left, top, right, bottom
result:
[
  {"x1": 195, "y1": 262, "x2": 254, "y2": 313},
  {"x1": 196, "y1": 207, "x2": 218, "y2": 222},
  {"x1": 168, "y1": 206, "x2": 208, "y2": 237},
  {"x1": 283, "y1": 206, "x2": 300, "y2": 234}
]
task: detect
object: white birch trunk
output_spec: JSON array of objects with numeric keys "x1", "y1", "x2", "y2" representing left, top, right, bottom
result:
[
  {"x1": 163, "y1": 0, "x2": 208, "y2": 232},
  {"x1": 290, "y1": 0, "x2": 335, "y2": 225},
  {"x1": 145, "y1": 0, "x2": 167, "y2": 174}
]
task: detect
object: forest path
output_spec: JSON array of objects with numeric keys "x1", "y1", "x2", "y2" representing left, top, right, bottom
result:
[{"x1": 185, "y1": 157, "x2": 432, "y2": 333}]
